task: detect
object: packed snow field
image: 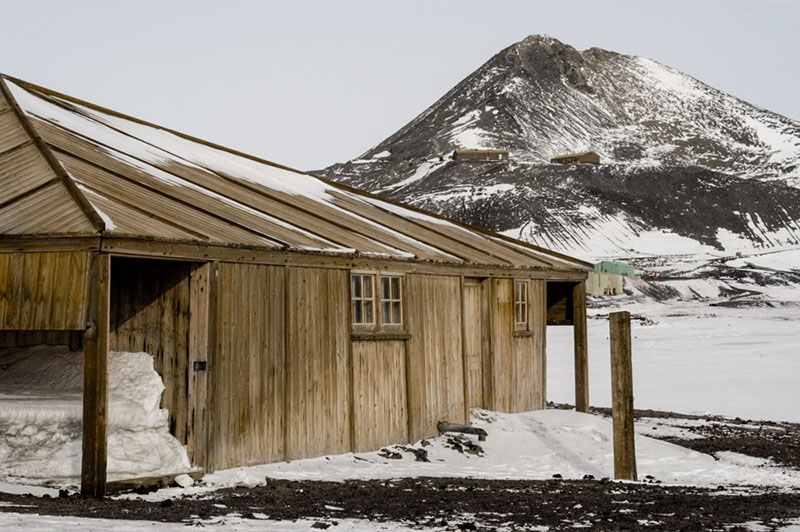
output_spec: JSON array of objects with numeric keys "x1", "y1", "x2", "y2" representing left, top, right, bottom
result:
[{"x1": 547, "y1": 301, "x2": 800, "y2": 424}]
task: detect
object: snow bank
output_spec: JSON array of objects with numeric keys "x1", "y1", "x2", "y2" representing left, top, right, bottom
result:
[{"x1": 0, "y1": 347, "x2": 190, "y2": 486}]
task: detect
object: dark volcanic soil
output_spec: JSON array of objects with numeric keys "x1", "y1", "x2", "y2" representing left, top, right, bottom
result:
[
  {"x1": 2, "y1": 478, "x2": 800, "y2": 531},
  {"x1": 3, "y1": 407, "x2": 800, "y2": 531}
]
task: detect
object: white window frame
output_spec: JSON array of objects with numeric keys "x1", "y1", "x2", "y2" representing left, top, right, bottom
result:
[
  {"x1": 379, "y1": 274, "x2": 403, "y2": 327},
  {"x1": 351, "y1": 272, "x2": 376, "y2": 327},
  {"x1": 514, "y1": 279, "x2": 529, "y2": 330}
]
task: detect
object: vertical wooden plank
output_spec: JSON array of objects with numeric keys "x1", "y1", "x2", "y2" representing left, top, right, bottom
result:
[
  {"x1": 206, "y1": 262, "x2": 219, "y2": 469},
  {"x1": 347, "y1": 271, "x2": 357, "y2": 453},
  {"x1": 610, "y1": 311, "x2": 636, "y2": 481},
  {"x1": 187, "y1": 263, "x2": 210, "y2": 470},
  {"x1": 480, "y1": 278, "x2": 493, "y2": 410},
  {"x1": 573, "y1": 281, "x2": 589, "y2": 413},
  {"x1": 81, "y1": 252, "x2": 110, "y2": 497}
]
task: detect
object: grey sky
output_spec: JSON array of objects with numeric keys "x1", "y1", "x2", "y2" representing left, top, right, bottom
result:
[{"x1": 2, "y1": 0, "x2": 797, "y2": 170}]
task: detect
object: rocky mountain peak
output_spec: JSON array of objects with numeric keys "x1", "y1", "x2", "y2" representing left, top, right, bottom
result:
[{"x1": 319, "y1": 37, "x2": 800, "y2": 260}]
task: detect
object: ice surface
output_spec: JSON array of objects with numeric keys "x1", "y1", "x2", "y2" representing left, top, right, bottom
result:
[{"x1": 547, "y1": 300, "x2": 800, "y2": 423}]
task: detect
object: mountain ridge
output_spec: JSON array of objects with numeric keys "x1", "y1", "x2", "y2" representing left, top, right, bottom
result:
[{"x1": 319, "y1": 35, "x2": 800, "y2": 260}]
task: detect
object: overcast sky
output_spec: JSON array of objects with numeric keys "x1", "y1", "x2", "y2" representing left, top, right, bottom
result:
[{"x1": 2, "y1": 0, "x2": 797, "y2": 170}]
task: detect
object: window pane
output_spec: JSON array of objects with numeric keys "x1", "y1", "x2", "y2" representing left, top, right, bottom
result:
[
  {"x1": 364, "y1": 275, "x2": 373, "y2": 298},
  {"x1": 364, "y1": 300, "x2": 374, "y2": 323},
  {"x1": 382, "y1": 301, "x2": 390, "y2": 322},
  {"x1": 381, "y1": 276, "x2": 390, "y2": 299},
  {"x1": 391, "y1": 277, "x2": 400, "y2": 298},
  {"x1": 392, "y1": 302, "x2": 401, "y2": 324},
  {"x1": 352, "y1": 275, "x2": 361, "y2": 297},
  {"x1": 353, "y1": 300, "x2": 362, "y2": 324}
]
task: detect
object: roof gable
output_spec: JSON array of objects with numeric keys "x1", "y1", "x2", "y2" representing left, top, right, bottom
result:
[{"x1": 0, "y1": 77, "x2": 101, "y2": 236}]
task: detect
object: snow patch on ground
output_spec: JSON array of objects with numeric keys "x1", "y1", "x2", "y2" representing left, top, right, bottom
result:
[
  {"x1": 129, "y1": 409, "x2": 800, "y2": 502},
  {"x1": 0, "y1": 347, "x2": 190, "y2": 486}
]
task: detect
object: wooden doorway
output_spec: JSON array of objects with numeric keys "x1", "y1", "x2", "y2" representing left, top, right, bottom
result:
[{"x1": 462, "y1": 278, "x2": 487, "y2": 410}]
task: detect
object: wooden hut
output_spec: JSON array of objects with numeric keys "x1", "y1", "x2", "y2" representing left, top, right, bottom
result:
[
  {"x1": 550, "y1": 151, "x2": 600, "y2": 165},
  {"x1": 0, "y1": 74, "x2": 593, "y2": 496}
]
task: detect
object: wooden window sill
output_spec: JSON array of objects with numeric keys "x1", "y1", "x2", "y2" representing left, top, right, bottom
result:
[
  {"x1": 512, "y1": 330, "x2": 536, "y2": 338},
  {"x1": 351, "y1": 331, "x2": 411, "y2": 341}
]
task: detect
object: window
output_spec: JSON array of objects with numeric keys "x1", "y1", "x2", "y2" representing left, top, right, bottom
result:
[
  {"x1": 351, "y1": 273, "x2": 375, "y2": 325},
  {"x1": 380, "y1": 275, "x2": 402, "y2": 325},
  {"x1": 351, "y1": 272, "x2": 404, "y2": 332},
  {"x1": 515, "y1": 280, "x2": 528, "y2": 328}
]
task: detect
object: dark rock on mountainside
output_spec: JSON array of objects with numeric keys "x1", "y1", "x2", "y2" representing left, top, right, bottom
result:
[{"x1": 317, "y1": 35, "x2": 800, "y2": 258}]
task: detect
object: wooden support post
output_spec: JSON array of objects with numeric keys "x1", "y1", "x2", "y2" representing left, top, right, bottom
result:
[
  {"x1": 572, "y1": 281, "x2": 589, "y2": 412},
  {"x1": 81, "y1": 253, "x2": 110, "y2": 497},
  {"x1": 610, "y1": 311, "x2": 637, "y2": 481}
]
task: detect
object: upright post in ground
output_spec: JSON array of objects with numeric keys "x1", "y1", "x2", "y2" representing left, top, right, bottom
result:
[
  {"x1": 572, "y1": 281, "x2": 589, "y2": 412},
  {"x1": 609, "y1": 310, "x2": 637, "y2": 481},
  {"x1": 81, "y1": 253, "x2": 111, "y2": 497}
]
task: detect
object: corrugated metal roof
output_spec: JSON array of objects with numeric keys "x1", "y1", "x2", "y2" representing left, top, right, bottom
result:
[{"x1": 0, "y1": 74, "x2": 590, "y2": 270}]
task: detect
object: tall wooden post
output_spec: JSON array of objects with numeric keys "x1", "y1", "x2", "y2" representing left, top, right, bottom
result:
[
  {"x1": 81, "y1": 253, "x2": 111, "y2": 497},
  {"x1": 610, "y1": 311, "x2": 637, "y2": 481},
  {"x1": 572, "y1": 281, "x2": 589, "y2": 412}
]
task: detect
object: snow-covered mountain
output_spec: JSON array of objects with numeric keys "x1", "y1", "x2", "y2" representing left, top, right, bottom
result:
[{"x1": 319, "y1": 35, "x2": 800, "y2": 260}]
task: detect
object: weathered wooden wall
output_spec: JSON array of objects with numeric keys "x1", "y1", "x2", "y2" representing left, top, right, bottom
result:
[
  {"x1": 405, "y1": 274, "x2": 465, "y2": 442},
  {"x1": 0, "y1": 251, "x2": 557, "y2": 471},
  {"x1": 0, "y1": 329, "x2": 82, "y2": 349},
  {"x1": 285, "y1": 267, "x2": 351, "y2": 460},
  {"x1": 109, "y1": 257, "x2": 193, "y2": 445},
  {"x1": 352, "y1": 340, "x2": 408, "y2": 452},
  {"x1": 0, "y1": 251, "x2": 90, "y2": 330},
  {"x1": 207, "y1": 262, "x2": 285, "y2": 470}
]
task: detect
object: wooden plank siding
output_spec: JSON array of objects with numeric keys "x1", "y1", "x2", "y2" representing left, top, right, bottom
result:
[
  {"x1": 404, "y1": 274, "x2": 465, "y2": 442},
  {"x1": 351, "y1": 340, "x2": 408, "y2": 452},
  {"x1": 207, "y1": 262, "x2": 285, "y2": 470},
  {"x1": 285, "y1": 267, "x2": 351, "y2": 460},
  {"x1": 0, "y1": 251, "x2": 90, "y2": 330}
]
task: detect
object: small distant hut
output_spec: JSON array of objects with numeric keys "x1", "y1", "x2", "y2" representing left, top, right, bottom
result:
[
  {"x1": 452, "y1": 149, "x2": 509, "y2": 161},
  {"x1": 550, "y1": 151, "x2": 600, "y2": 165}
]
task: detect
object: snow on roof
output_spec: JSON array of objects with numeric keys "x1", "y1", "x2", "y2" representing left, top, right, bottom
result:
[{"x1": 0, "y1": 74, "x2": 589, "y2": 270}]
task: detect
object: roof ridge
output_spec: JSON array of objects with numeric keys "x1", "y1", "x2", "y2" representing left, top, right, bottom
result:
[
  {"x1": 0, "y1": 74, "x2": 105, "y2": 232},
  {"x1": 2, "y1": 74, "x2": 590, "y2": 269}
]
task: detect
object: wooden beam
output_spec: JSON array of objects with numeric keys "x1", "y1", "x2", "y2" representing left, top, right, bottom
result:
[
  {"x1": 572, "y1": 281, "x2": 589, "y2": 412},
  {"x1": 99, "y1": 237, "x2": 589, "y2": 281},
  {"x1": 610, "y1": 311, "x2": 637, "y2": 481},
  {"x1": 187, "y1": 263, "x2": 210, "y2": 470},
  {"x1": 81, "y1": 252, "x2": 110, "y2": 497}
]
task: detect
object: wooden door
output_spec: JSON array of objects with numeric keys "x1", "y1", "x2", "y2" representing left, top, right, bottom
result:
[{"x1": 463, "y1": 278, "x2": 484, "y2": 409}]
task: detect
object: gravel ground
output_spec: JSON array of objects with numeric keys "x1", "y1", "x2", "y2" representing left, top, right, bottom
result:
[{"x1": 2, "y1": 407, "x2": 799, "y2": 531}]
